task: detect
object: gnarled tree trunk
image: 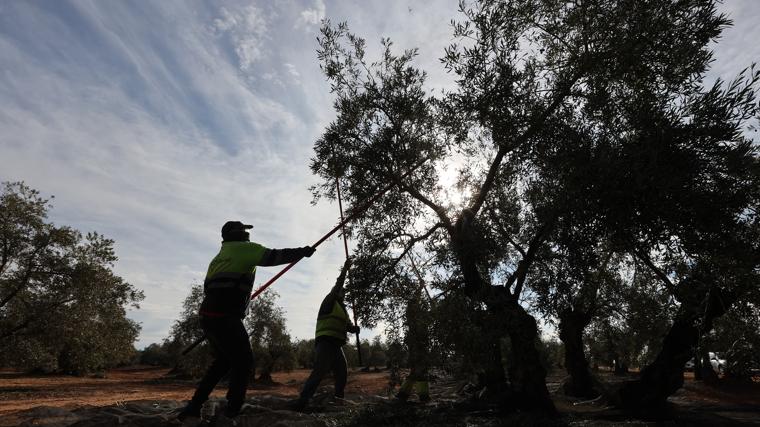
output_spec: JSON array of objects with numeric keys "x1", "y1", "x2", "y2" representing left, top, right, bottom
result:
[
  {"x1": 501, "y1": 299, "x2": 556, "y2": 413},
  {"x1": 558, "y1": 308, "x2": 598, "y2": 398},
  {"x1": 454, "y1": 212, "x2": 556, "y2": 414},
  {"x1": 616, "y1": 287, "x2": 729, "y2": 416}
]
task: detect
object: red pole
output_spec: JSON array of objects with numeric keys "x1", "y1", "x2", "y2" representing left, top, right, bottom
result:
[
  {"x1": 249, "y1": 159, "x2": 425, "y2": 300},
  {"x1": 335, "y1": 175, "x2": 364, "y2": 367},
  {"x1": 183, "y1": 160, "x2": 427, "y2": 355}
]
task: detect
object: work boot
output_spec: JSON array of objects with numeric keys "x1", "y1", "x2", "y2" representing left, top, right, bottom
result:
[
  {"x1": 286, "y1": 397, "x2": 308, "y2": 412},
  {"x1": 395, "y1": 391, "x2": 410, "y2": 403},
  {"x1": 175, "y1": 404, "x2": 202, "y2": 427}
]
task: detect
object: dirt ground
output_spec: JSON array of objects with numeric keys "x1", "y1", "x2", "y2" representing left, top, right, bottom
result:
[
  {"x1": 1, "y1": 366, "x2": 759, "y2": 426},
  {"x1": 0, "y1": 366, "x2": 389, "y2": 415}
]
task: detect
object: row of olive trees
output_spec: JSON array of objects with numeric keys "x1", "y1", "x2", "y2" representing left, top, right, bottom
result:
[
  {"x1": 309, "y1": 0, "x2": 759, "y2": 416},
  {"x1": 0, "y1": 182, "x2": 144, "y2": 374},
  {"x1": 138, "y1": 285, "x2": 294, "y2": 381},
  {"x1": 142, "y1": 285, "x2": 397, "y2": 381}
]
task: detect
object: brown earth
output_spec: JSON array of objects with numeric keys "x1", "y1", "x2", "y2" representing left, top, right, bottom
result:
[
  {"x1": 1, "y1": 367, "x2": 758, "y2": 426},
  {"x1": 0, "y1": 366, "x2": 390, "y2": 415}
]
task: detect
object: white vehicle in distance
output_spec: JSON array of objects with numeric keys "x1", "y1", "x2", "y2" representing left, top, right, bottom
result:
[{"x1": 684, "y1": 352, "x2": 726, "y2": 374}]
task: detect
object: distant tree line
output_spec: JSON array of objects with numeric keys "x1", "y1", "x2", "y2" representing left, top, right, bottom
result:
[
  {"x1": 0, "y1": 182, "x2": 143, "y2": 375},
  {"x1": 139, "y1": 285, "x2": 436, "y2": 382}
]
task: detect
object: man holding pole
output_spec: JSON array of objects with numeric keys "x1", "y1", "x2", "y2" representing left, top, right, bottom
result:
[
  {"x1": 177, "y1": 221, "x2": 315, "y2": 426},
  {"x1": 289, "y1": 257, "x2": 359, "y2": 411}
]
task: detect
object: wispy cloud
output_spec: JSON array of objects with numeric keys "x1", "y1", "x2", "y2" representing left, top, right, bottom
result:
[{"x1": 213, "y1": 5, "x2": 269, "y2": 72}]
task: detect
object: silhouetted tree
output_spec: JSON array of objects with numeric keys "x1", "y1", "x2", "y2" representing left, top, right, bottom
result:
[
  {"x1": 310, "y1": 0, "x2": 759, "y2": 416},
  {"x1": 164, "y1": 283, "x2": 211, "y2": 378},
  {"x1": 246, "y1": 290, "x2": 295, "y2": 382},
  {"x1": 0, "y1": 182, "x2": 143, "y2": 374}
]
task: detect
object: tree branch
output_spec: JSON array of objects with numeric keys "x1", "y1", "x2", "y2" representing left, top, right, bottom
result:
[
  {"x1": 388, "y1": 223, "x2": 443, "y2": 272},
  {"x1": 0, "y1": 237, "x2": 51, "y2": 309},
  {"x1": 632, "y1": 248, "x2": 680, "y2": 298},
  {"x1": 487, "y1": 206, "x2": 527, "y2": 257},
  {"x1": 0, "y1": 296, "x2": 76, "y2": 341},
  {"x1": 470, "y1": 69, "x2": 584, "y2": 216},
  {"x1": 398, "y1": 182, "x2": 453, "y2": 231},
  {"x1": 0, "y1": 240, "x2": 9, "y2": 277},
  {"x1": 358, "y1": 158, "x2": 454, "y2": 232},
  {"x1": 507, "y1": 213, "x2": 558, "y2": 301},
  {"x1": 576, "y1": 249, "x2": 615, "y2": 313},
  {"x1": 407, "y1": 252, "x2": 432, "y2": 300}
]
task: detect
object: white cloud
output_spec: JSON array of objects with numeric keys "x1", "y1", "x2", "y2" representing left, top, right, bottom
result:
[
  {"x1": 213, "y1": 5, "x2": 269, "y2": 71},
  {"x1": 284, "y1": 62, "x2": 301, "y2": 83},
  {"x1": 295, "y1": 0, "x2": 325, "y2": 30}
]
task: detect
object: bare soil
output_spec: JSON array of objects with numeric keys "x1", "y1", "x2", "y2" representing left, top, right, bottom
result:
[
  {"x1": 1, "y1": 366, "x2": 758, "y2": 426},
  {"x1": 0, "y1": 366, "x2": 389, "y2": 415}
]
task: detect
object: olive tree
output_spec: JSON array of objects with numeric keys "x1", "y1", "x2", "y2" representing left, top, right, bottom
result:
[
  {"x1": 0, "y1": 182, "x2": 143, "y2": 374},
  {"x1": 310, "y1": 0, "x2": 758, "y2": 415}
]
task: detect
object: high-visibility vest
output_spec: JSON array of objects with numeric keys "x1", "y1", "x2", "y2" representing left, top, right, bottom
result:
[
  {"x1": 315, "y1": 300, "x2": 349, "y2": 342},
  {"x1": 200, "y1": 241, "x2": 267, "y2": 317},
  {"x1": 204, "y1": 241, "x2": 267, "y2": 290}
]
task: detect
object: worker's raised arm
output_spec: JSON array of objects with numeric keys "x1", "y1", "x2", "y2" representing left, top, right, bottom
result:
[
  {"x1": 258, "y1": 246, "x2": 315, "y2": 266},
  {"x1": 330, "y1": 257, "x2": 353, "y2": 295}
]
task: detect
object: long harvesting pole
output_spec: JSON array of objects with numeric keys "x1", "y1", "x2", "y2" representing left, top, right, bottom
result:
[
  {"x1": 182, "y1": 160, "x2": 427, "y2": 355},
  {"x1": 335, "y1": 175, "x2": 363, "y2": 366}
]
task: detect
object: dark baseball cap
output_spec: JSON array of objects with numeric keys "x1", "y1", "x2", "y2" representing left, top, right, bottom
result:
[{"x1": 221, "y1": 221, "x2": 253, "y2": 237}]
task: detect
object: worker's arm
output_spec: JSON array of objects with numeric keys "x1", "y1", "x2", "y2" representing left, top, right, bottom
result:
[
  {"x1": 258, "y1": 246, "x2": 315, "y2": 266},
  {"x1": 329, "y1": 257, "x2": 352, "y2": 294},
  {"x1": 318, "y1": 258, "x2": 353, "y2": 315},
  {"x1": 318, "y1": 294, "x2": 336, "y2": 316}
]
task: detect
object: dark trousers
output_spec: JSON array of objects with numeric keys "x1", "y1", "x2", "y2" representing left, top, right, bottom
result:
[
  {"x1": 189, "y1": 316, "x2": 253, "y2": 416},
  {"x1": 299, "y1": 338, "x2": 347, "y2": 401}
]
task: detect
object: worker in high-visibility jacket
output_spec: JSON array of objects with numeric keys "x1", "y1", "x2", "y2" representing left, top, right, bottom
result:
[
  {"x1": 178, "y1": 221, "x2": 315, "y2": 426},
  {"x1": 290, "y1": 257, "x2": 359, "y2": 410}
]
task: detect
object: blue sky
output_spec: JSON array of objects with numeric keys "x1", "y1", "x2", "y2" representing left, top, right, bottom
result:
[{"x1": 1, "y1": 0, "x2": 758, "y2": 348}]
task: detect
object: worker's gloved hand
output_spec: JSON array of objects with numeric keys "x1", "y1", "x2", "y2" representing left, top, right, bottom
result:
[
  {"x1": 348, "y1": 325, "x2": 360, "y2": 334},
  {"x1": 344, "y1": 256, "x2": 353, "y2": 268},
  {"x1": 300, "y1": 246, "x2": 316, "y2": 258}
]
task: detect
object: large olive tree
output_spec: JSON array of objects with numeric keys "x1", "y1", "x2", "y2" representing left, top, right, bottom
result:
[{"x1": 310, "y1": 0, "x2": 758, "y2": 415}]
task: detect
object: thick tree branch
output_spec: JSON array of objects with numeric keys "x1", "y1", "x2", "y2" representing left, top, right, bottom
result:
[
  {"x1": 0, "y1": 237, "x2": 51, "y2": 309},
  {"x1": 398, "y1": 182, "x2": 453, "y2": 231},
  {"x1": 0, "y1": 240, "x2": 9, "y2": 277},
  {"x1": 507, "y1": 213, "x2": 558, "y2": 301},
  {"x1": 470, "y1": 69, "x2": 584, "y2": 216},
  {"x1": 356, "y1": 158, "x2": 453, "y2": 231},
  {"x1": 632, "y1": 249, "x2": 680, "y2": 298}
]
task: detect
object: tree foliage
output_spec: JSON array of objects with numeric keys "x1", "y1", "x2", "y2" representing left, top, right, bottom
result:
[
  {"x1": 309, "y1": 0, "x2": 760, "y2": 414},
  {"x1": 246, "y1": 290, "x2": 295, "y2": 382},
  {"x1": 0, "y1": 182, "x2": 143, "y2": 374},
  {"x1": 163, "y1": 283, "x2": 211, "y2": 378},
  {"x1": 161, "y1": 285, "x2": 296, "y2": 382}
]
